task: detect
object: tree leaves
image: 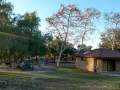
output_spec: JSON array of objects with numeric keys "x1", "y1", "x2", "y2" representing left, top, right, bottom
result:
[{"x1": 0, "y1": 1, "x2": 47, "y2": 63}]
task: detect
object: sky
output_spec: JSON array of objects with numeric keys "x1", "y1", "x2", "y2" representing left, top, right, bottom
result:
[{"x1": 6, "y1": 0, "x2": 120, "y2": 49}]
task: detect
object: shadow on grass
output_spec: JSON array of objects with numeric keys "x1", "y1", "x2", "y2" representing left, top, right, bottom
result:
[{"x1": 0, "y1": 68, "x2": 120, "y2": 89}]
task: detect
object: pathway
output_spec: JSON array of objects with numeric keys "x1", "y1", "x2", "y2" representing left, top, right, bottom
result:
[
  {"x1": 0, "y1": 65, "x2": 56, "y2": 74},
  {"x1": 102, "y1": 71, "x2": 120, "y2": 76}
]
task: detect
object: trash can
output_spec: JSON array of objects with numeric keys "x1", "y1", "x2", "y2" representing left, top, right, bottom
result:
[{"x1": 40, "y1": 61, "x2": 44, "y2": 68}]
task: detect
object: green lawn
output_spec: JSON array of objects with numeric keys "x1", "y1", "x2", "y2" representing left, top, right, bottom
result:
[{"x1": 0, "y1": 68, "x2": 120, "y2": 90}]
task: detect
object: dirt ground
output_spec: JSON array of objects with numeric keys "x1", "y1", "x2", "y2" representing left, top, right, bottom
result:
[
  {"x1": 0, "y1": 65, "x2": 56, "y2": 75},
  {"x1": 0, "y1": 64, "x2": 120, "y2": 90},
  {"x1": 0, "y1": 64, "x2": 120, "y2": 76}
]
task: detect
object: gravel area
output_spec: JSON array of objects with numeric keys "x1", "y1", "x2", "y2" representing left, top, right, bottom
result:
[{"x1": 102, "y1": 71, "x2": 120, "y2": 76}]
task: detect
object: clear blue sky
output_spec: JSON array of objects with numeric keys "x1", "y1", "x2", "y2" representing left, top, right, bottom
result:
[{"x1": 6, "y1": 0, "x2": 120, "y2": 49}]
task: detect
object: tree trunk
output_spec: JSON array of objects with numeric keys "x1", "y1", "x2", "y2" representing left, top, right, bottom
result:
[
  {"x1": 16, "y1": 59, "x2": 20, "y2": 68},
  {"x1": 78, "y1": 25, "x2": 86, "y2": 53},
  {"x1": 111, "y1": 33, "x2": 115, "y2": 50},
  {"x1": 112, "y1": 41, "x2": 115, "y2": 50},
  {"x1": 57, "y1": 52, "x2": 62, "y2": 66}
]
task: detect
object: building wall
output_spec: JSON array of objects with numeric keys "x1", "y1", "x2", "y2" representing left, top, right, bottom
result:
[
  {"x1": 76, "y1": 57, "x2": 120, "y2": 73},
  {"x1": 98, "y1": 59, "x2": 120, "y2": 72},
  {"x1": 76, "y1": 57, "x2": 94, "y2": 72},
  {"x1": 102, "y1": 60, "x2": 107, "y2": 72},
  {"x1": 102, "y1": 59, "x2": 120, "y2": 72},
  {"x1": 96, "y1": 59, "x2": 103, "y2": 73}
]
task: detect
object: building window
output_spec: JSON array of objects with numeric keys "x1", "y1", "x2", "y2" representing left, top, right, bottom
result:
[{"x1": 81, "y1": 58, "x2": 87, "y2": 61}]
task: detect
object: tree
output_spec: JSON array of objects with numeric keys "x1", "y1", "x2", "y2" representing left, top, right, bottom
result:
[
  {"x1": 77, "y1": 44, "x2": 92, "y2": 52},
  {"x1": 17, "y1": 11, "x2": 47, "y2": 57},
  {"x1": 30, "y1": 31, "x2": 48, "y2": 57},
  {"x1": 100, "y1": 28, "x2": 120, "y2": 51},
  {"x1": 0, "y1": 0, "x2": 14, "y2": 62},
  {"x1": 48, "y1": 37, "x2": 76, "y2": 62},
  {"x1": 0, "y1": 0, "x2": 13, "y2": 50},
  {"x1": 102, "y1": 12, "x2": 120, "y2": 50},
  {"x1": 0, "y1": 0, "x2": 48, "y2": 66},
  {"x1": 0, "y1": 0, "x2": 13, "y2": 25},
  {"x1": 48, "y1": 37, "x2": 61, "y2": 62},
  {"x1": 62, "y1": 43, "x2": 76, "y2": 61},
  {"x1": 46, "y1": 4, "x2": 79, "y2": 66},
  {"x1": 74, "y1": 8, "x2": 100, "y2": 52}
]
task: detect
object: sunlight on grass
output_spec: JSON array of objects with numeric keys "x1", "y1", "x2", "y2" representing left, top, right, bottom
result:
[
  {"x1": 0, "y1": 68, "x2": 120, "y2": 89},
  {"x1": 0, "y1": 73, "x2": 31, "y2": 79}
]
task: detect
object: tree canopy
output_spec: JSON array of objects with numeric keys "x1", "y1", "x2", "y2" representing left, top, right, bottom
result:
[
  {"x1": 100, "y1": 12, "x2": 120, "y2": 50},
  {"x1": 46, "y1": 4, "x2": 79, "y2": 66},
  {"x1": 0, "y1": 0, "x2": 48, "y2": 66}
]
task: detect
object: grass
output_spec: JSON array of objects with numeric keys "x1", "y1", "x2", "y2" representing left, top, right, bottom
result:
[{"x1": 0, "y1": 67, "x2": 120, "y2": 90}]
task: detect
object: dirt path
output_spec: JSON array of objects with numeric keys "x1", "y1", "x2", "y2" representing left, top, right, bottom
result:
[
  {"x1": 102, "y1": 72, "x2": 120, "y2": 76},
  {"x1": 0, "y1": 65, "x2": 56, "y2": 75}
]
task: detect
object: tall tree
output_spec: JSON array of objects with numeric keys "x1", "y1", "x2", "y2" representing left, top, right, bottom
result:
[
  {"x1": 0, "y1": 0, "x2": 13, "y2": 25},
  {"x1": 100, "y1": 28, "x2": 120, "y2": 51},
  {"x1": 102, "y1": 12, "x2": 120, "y2": 50},
  {"x1": 0, "y1": 0, "x2": 13, "y2": 62},
  {"x1": 0, "y1": 1, "x2": 48, "y2": 65},
  {"x1": 0, "y1": 0, "x2": 13, "y2": 48},
  {"x1": 74, "y1": 8, "x2": 100, "y2": 52},
  {"x1": 17, "y1": 12, "x2": 48, "y2": 58},
  {"x1": 46, "y1": 4, "x2": 79, "y2": 66}
]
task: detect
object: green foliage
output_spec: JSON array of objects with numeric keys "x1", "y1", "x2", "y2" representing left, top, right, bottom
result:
[
  {"x1": 100, "y1": 12, "x2": 120, "y2": 50},
  {"x1": 48, "y1": 37, "x2": 76, "y2": 61},
  {"x1": 0, "y1": 0, "x2": 48, "y2": 64},
  {"x1": 77, "y1": 44, "x2": 92, "y2": 52},
  {"x1": 48, "y1": 37, "x2": 61, "y2": 59},
  {"x1": 100, "y1": 29, "x2": 120, "y2": 51},
  {"x1": 0, "y1": 0, "x2": 13, "y2": 25},
  {"x1": 16, "y1": 11, "x2": 47, "y2": 57}
]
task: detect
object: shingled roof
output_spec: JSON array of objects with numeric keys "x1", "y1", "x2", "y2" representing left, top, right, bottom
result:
[{"x1": 75, "y1": 48, "x2": 120, "y2": 58}]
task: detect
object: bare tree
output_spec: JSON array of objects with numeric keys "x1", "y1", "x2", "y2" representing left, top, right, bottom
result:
[
  {"x1": 46, "y1": 4, "x2": 79, "y2": 66},
  {"x1": 74, "y1": 8, "x2": 100, "y2": 52},
  {"x1": 101, "y1": 29, "x2": 118, "y2": 50},
  {"x1": 104, "y1": 12, "x2": 120, "y2": 50}
]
